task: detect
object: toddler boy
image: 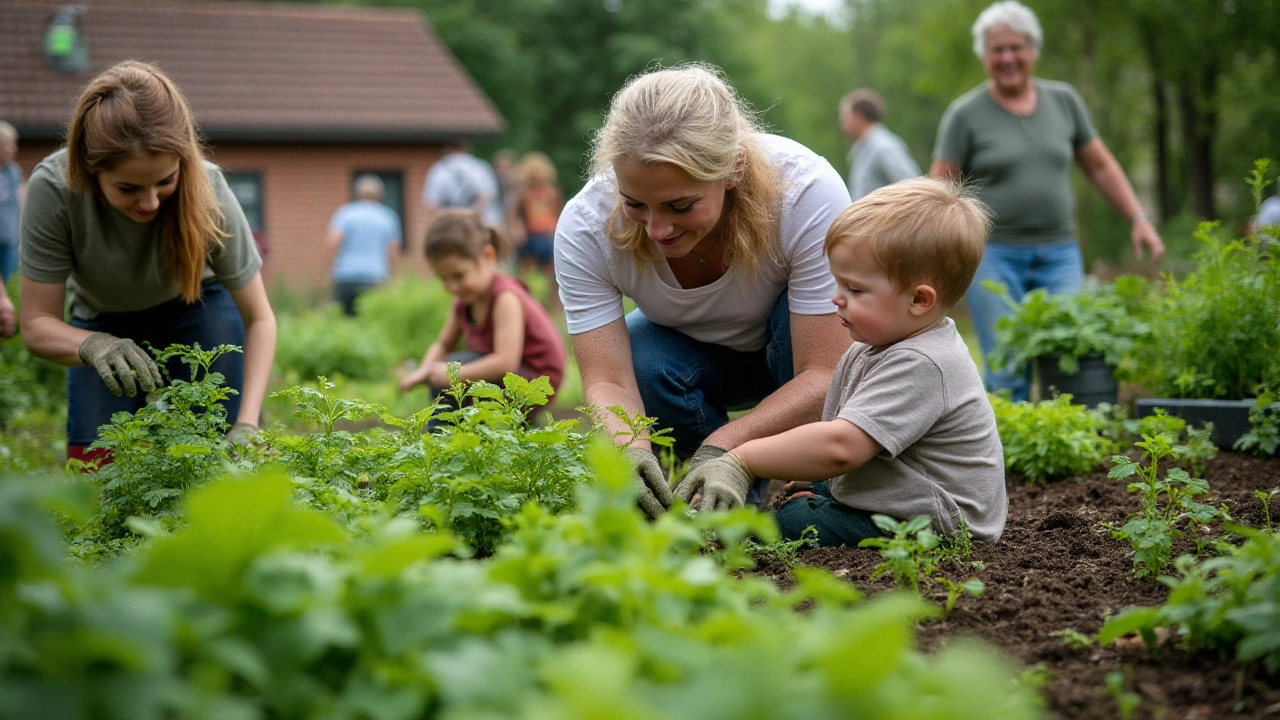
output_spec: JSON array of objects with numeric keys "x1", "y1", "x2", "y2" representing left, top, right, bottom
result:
[{"x1": 676, "y1": 176, "x2": 1007, "y2": 546}]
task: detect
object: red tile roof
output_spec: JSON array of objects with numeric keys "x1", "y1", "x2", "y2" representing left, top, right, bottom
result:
[{"x1": 1, "y1": 0, "x2": 506, "y2": 142}]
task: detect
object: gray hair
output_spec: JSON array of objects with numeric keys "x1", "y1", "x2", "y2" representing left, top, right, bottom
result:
[
  {"x1": 972, "y1": 1, "x2": 1043, "y2": 59},
  {"x1": 0, "y1": 121, "x2": 16, "y2": 144},
  {"x1": 354, "y1": 173, "x2": 384, "y2": 201}
]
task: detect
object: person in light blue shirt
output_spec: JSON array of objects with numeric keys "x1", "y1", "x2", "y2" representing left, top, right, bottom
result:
[
  {"x1": 0, "y1": 121, "x2": 23, "y2": 284},
  {"x1": 839, "y1": 89, "x2": 921, "y2": 201},
  {"x1": 326, "y1": 174, "x2": 402, "y2": 316}
]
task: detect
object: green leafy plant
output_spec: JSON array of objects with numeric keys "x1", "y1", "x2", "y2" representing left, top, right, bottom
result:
[
  {"x1": 1050, "y1": 628, "x2": 1094, "y2": 650},
  {"x1": 263, "y1": 371, "x2": 596, "y2": 556},
  {"x1": 1235, "y1": 390, "x2": 1280, "y2": 457},
  {"x1": 1104, "y1": 432, "x2": 1222, "y2": 578},
  {"x1": 992, "y1": 393, "x2": 1108, "y2": 483},
  {"x1": 860, "y1": 515, "x2": 985, "y2": 615},
  {"x1": 1099, "y1": 523, "x2": 1280, "y2": 674},
  {"x1": 83, "y1": 343, "x2": 241, "y2": 542},
  {"x1": 1105, "y1": 669, "x2": 1142, "y2": 720},
  {"x1": 1255, "y1": 488, "x2": 1279, "y2": 532},
  {"x1": 985, "y1": 276, "x2": 1151, "y2": 375},
  {"x1": 0, "y1": 450, "x2": 1044, "y2": 720},
  {"x1": 1130, "y1": 171, "x2": 1280, "y2": 401}
]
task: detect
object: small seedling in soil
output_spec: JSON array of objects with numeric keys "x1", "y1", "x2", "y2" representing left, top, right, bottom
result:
[
  {"x1": 860, "y1": 514, "x2": 984, "y2": 614},
  {"x1": 1255, "y1": 487, "x2": 1279, "y2": 532},
  {"x1": 1050, "y1": 628, "x2": 1095, "y2": 650},
  {"x1": 1105, "y1": 670, "x2": 1142, "y2": 720}
]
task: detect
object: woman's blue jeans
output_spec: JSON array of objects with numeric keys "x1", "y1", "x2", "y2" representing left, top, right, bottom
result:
[
  {"x1": 627, "y1": 292, "x2": 793, "y2": 505},
  {"x1": 68, "y1": 282, "x2": 246, "y2": 446},
  {"x1": 964, "y1": 239, "x2": 1084, "y2": 401}
]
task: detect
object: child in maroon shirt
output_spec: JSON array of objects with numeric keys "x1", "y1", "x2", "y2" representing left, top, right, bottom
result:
[{"x1": 399, "y1": 210, "x2": 565, "y2": 396}]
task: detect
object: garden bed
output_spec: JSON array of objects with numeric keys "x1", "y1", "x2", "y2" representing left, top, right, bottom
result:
[{"x1": 759, "y1": 451, "x2": 1280, "y2": 719}]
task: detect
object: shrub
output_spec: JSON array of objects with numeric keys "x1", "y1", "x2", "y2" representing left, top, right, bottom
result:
[
  {"x1": 992, "y1": 393, "x2": 1107, "y2": 483},
  {"x1": 275, "y1": 304, "x2": 395, "y2": 380}
]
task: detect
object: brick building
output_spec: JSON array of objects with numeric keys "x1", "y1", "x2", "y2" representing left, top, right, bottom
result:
[{"x1": 1, "y1": 0, "x2": 505, "y2": 288}]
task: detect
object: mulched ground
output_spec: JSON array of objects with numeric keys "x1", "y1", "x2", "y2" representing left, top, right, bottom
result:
[{"x1": 755, "y1": 451, "x2": 1280, "y2": 719}]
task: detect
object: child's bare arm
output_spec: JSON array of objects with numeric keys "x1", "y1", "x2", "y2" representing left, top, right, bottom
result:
[
  {"x1": 732, "y1": 418, "x2": 882, "y2": 483},
  {"x1": 455, "y1": 291, "x2": 525, "y2": 382}
]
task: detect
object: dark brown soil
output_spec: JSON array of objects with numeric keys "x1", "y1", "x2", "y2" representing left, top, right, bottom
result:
[{"x1": 757, "y1": 451, "x2": 1280, "y2": 719}]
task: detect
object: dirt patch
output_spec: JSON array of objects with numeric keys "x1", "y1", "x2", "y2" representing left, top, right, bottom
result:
[{"x1": 772, "y1": 451, "x2": 1280, "y2": 719}]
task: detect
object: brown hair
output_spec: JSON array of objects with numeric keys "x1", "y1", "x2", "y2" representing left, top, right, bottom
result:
[
  {"x1": 424, "y1": 209, "x2": 510, "y2": 263},
  {"x1": 841, "y1": 88, "x2": 885, "y2": 123},
  {"x1": 517, "y1": 151, "x2": 558, "y2": 188},
  {"x1": 588, "y1": 64, "x2": 783, "y2": 280},
  {"x1": 66, "y1": 60, "x2": 225, "y2": 303},
  {"x1": 824, "y1": 177, "x2": 992, "y2": 309}
]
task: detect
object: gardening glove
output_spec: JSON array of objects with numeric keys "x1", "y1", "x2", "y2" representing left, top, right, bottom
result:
[
  {"x1": 626, "y1": 446, "x2": 671, "y2": 519},
  {"x1": 78, "y1": 332, "x2": 163, "y2": 398},
  {"x1": 226, "y1": 422, "x2": 259, "y2": 445},
  {"x1": 673, "y1": 444, "x2": 728, "y2": 502},
  {"x1": 688, "y1": 452, "x2": 754, "y2": 513}
]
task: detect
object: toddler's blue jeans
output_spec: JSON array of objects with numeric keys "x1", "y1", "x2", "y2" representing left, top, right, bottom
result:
[
  {"x1": 627, "y1": 292, "x2": 793, "y2": 505},
  {"x1": 964, "y1": 239, "x2": 1085, "y2": 401},
  {"x1": 774, "y1": 481, "x2": 894, "y2": 548},
  {"x1": 68, "y1": 282, "x2": 246, "y2": 447}
]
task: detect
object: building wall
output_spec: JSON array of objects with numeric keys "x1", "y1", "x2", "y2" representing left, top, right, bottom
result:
[{"x1": 15, "y1": 141, "x2": 445, "y2": 290}]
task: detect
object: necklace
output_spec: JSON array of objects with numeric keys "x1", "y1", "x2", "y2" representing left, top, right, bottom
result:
[{"x1": 688, "y1": 233, "x2": 724, "y2": 267}]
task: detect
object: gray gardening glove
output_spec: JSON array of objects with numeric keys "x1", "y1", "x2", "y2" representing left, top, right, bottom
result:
[
  {"x1": 673, "y1": 444, "x2": 728, "y2": 503},
  {"x1": 226, "y1": 422, "x2": 259, "y2": 445},
  {"x1": 78, "y1": 332, "x2": 164, "y2": 398},
  {"x1": 686, "y1": 453, "x2": 754, "y2": 513},
  {"x1": 626, "y1": 446, "x2": 672, "y2": 519}
]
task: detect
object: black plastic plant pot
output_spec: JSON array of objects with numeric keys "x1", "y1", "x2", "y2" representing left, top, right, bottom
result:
[
  {"x1": 1135, "y1": 398, "x2": 1278, "y2": 449},
  {"x1": 1033, "y1": 353, "x2": 1118, "y2": 408}
]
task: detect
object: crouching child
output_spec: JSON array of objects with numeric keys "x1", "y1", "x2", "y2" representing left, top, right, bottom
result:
[{"x1": 675, "y1": 176, "x2": 1007, "y2": 546}]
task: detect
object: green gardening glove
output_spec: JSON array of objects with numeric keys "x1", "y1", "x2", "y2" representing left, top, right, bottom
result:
[
  {"x1": 78, "y1": 332, "x2": 164, "y2": 398},
  {"x1": 626, "y1": 446, "x2": 671, "y2": 519},
  {"x1": 673, "y1": 444, "x2": 728, "y2": 502},
  {"x1": 685, "y1": 452, "x2": 754, "y2": 512}
]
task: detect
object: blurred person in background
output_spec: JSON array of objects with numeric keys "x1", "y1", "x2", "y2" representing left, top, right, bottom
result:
[
  {"x1": 513, "y1": 151, "x2": 564, "y2": 296},
  {"x1": 422, "y1": 140, "x2": 503, "y2": 232},
  {"x1": 0, "y1": 121, "x2": 20, "y2": 337},
  {"x1": 839, "y1": 89, "x2": 920, "y2": 201},
  {"x1": 325, "y1": 174, "x2": 401, "y2": 316},
  {"x1": 931, "y1": 0, "x2": 1163, "y2": 401}
]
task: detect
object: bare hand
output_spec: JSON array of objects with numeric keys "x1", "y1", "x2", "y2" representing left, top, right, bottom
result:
[
  {"x1": 398, "y1": 367, "x2": 427, "y2": 393},
  {"x1": 0, "y1": 292, "x2": 15, "y2": 339},
  {"x1": 425, "y1": 361, "x2": 451, "y2": 389},
  {"x1": 1132, "y1": 219, "x2": 1165, "y2": 264}
]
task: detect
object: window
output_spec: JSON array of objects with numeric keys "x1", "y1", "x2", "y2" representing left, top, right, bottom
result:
[
  {"x1": 224, "y1": 172, "x2": 265, "y2": 233},
  {"x1": 352, "y1": 170, "x2": 405, "y2": 249}
]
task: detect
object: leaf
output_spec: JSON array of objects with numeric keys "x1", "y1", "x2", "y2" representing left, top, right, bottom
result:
[{"x1": 136, "y1": 472, "x2": 345, "y2": 600}]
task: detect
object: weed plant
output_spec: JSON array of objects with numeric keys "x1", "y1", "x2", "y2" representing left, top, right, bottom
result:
[
  {"x1": 1099, "y1": 523, "x2": 1280, "y2": 673},
  {"x1": 860, "y1": 514, "x2": 985, "y2": 615},
  {"x1": 992, "y1": 393, "x2": 1107, "y2": 483},
  {"x1": 1104, "y1": 432, "x2": 1223, "y2": 578}
]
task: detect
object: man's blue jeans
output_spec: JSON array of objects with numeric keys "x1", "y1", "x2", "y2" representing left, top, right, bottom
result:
[
  {"x1": 964, "y1": 239, "x2": 1084, "y2": 402},
  {"x1": 627, "y1": 292, "x2": 793, "y2": 505},
  {"x1": 68, "y1": 282, "x2": 246, "y2": 447}
]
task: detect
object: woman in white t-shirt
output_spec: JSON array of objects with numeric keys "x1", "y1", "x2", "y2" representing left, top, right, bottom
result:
[{"x1": 555, "y1": 64, "x2": 852, "y2": 518}]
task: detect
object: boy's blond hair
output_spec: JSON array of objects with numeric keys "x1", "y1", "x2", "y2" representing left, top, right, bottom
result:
[{"x1": 824, "y1": 177, "x2": 991, "y2": 309}]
